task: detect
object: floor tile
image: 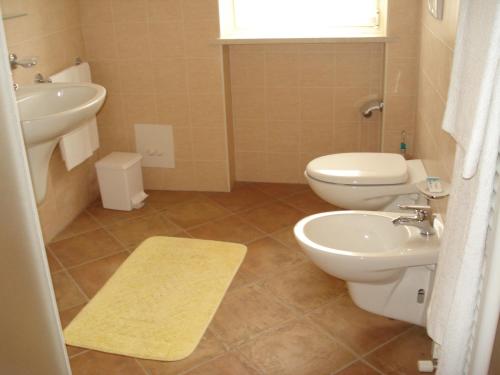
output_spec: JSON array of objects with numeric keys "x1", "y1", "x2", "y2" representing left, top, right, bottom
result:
[
  {"x1": 270, "y1": 225, "x2": 304, "y2": 251},
  {"x1": 239, "y1": 237, "x2": 305, "y2": 280},
  {"x1": 239, "y1": 201, "x2": 305, "y2": 233},
  {"x1": 310, "y1": 294, "x2": 411, "y2": 355},
  {"x1": 70, "y1": 350, "x2": 145, "y2": 375},
  {"x1": 52, "y1": 212, "x2": 101, "y2": 242},
  {"x1": 86, "y1": 200, "x2": 157, "y2": 226},
  {"x1": 107, "y1": 214, "x2": 183, "y2": 248},
  {"x1": 138, "y1": 331, "x2": 226, "y2": 375},
  {"x1": 162, "y1": 197, "x2": 229, "y2": 228},
  {"x1": 46, "y1": 249, "x2": 62, "y2": 273},
  {"x1": 283, "y1": 189, "x2": 339, "y2": 214},
  {"x1": 59, "y1": 304, "x2": 87, "y2": 357},
  {"x1": 259, "y1": 262, "x2": 346, "y2": 312},
  {"x1": 49, "y1": 229, "x2": 123, "y2": 268},
  {"x1": 51, "y1": 272, "x2": 87, "y2": 310},
  {"x1": 68, "y1": 252, "x2": 129, "y2": 298},
  {"x1": 228, "y1": 268, "x2": 258, "y2": 291},
  {"x1": 365, "y1": 327, "x2": 432, "y2": 375},
  {"x1": 183, "y1": 352, "x2": 260, "y2": 375},
  {"x1": 336, "y1": 361, "x2": 380, "y2": 375},
  {"x1": 252, "y1": 182, "x2": 308, "y2": 198},
  {"x1": 205, "y1": 184, "x2": 271, "y2": 212},
  {"x1": 239, "y1": 319, "x2": 355, "y2": 375},
  {"x1": 187, "y1": 215, "x2": 265, "y2": 244},
  {"x1": 210, "y1": 285, "x2": 296, "y2": 345},
  {"x1": 146, "y1": 190, "x2": 201, "y2": 210}
]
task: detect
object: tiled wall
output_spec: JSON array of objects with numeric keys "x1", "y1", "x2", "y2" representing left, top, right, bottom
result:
[
  {"x1": 230, "y1": 43, "x2": 385, "y2": 183},
  {"x1": 381, "y1": 0, "x2": 420, "y2": 154},
  {"x1": 414, "y1": 0, "x2": 459, "y2": 213},
  {"x1": 2, "y1": 0, "x2": 99, "y2": 242},
  {"x1": 79, "y1": 0, "x2": 231, "y2": 192}
]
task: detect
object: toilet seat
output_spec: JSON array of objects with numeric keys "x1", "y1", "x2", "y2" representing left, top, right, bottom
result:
[{"x1": 306, "y1": 152, "x2": 408, "y2": 186}]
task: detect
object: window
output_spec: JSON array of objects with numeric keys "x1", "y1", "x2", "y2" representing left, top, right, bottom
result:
[{"x1": 219, "y1": 0, "x2": 383, "y2": 40}]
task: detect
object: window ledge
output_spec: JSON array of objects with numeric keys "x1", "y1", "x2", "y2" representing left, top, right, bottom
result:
[
  {"x1": 218, "y1": 35, "x2": 389, "y2": 45},
  {"x1": 217, "y1": 28, "x2": 389, "y2": 45}
]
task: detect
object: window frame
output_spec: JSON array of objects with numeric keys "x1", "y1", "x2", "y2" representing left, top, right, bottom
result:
[{"x1": 218, "y1": 0, "x2": 387, "y2": 42}]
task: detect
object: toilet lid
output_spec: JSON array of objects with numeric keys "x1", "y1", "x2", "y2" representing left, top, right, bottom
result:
[{"x1": 306, "y1": 153, "x2": 408, "y2": 185}]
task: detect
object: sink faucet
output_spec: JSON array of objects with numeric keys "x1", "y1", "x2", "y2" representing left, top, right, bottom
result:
[
  {"x1": 392, "y1": 205, "x2": 436, "y2": 236},
  {"x1": 9, "y1": 53, "x2": 37, "y2": 69}
]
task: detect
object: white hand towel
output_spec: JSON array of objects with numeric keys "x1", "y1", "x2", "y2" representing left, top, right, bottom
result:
[
  {"x1": 441, "y1": 0, "x2": 500, "y2": 178},
  {"x1": 50, "y1": 62, "x2": 100, "y2": 169},
  {"x1": 59, "y1": 125, "x2": 93, "y2": 171},
  {"x1": 427, "y1": 0, "x2": 500, "y2": 372}
]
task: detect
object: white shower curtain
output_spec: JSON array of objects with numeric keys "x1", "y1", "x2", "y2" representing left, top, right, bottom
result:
[{"x1": 426, "y1": 0, "x2": 500, "y2": 373}]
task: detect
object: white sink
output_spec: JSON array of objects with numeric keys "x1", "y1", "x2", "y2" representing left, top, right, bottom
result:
[
  {"x1": 17, "y1": 83, "x2": 106, "y2": 146},
  {"x1": 16, "y1": 83, "x2": 106, "y2": 203}
]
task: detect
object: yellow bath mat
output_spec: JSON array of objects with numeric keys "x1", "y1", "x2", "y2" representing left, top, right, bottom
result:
[{"x1": 63, "y1": 236, "x2": 247, "y2": 361}]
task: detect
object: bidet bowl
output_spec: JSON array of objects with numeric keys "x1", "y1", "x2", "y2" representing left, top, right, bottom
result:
[{"x1": 294, "y1": 210, "x2": 442, "y2": 283}]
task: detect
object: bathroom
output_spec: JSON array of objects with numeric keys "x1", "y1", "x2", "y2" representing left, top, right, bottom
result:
[{"x1": 1, "y1": 0, "x2": 500, "y2": 374}]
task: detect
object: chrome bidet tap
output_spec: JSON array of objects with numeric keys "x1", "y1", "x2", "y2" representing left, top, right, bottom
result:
[{"x1": 392, "y1": 204, "x2": 436, "y2": 236}]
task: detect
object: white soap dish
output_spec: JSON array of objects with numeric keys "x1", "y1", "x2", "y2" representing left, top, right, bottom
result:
[{"x1": 417, "y1": 180, "x2": 450, "y2": 200}]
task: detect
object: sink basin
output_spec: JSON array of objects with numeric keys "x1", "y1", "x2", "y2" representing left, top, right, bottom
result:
[
  {"x1": 16, "y1": 83, "x2": 106, "y2": 203},
  {"x1": 17, "y1": 83, "x2": 106, "y2": 146}
]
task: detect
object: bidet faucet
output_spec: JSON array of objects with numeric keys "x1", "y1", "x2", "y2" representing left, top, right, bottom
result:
[{"x1": 392, "y1": 204, "x2": 436, "y2": 236}]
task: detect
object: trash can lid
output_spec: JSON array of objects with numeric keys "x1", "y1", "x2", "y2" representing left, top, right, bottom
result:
[{"x1": 95, "y1": 152, "x2": 143, "y2": 170}]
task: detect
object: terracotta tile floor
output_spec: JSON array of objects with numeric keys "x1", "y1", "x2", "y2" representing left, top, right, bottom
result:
[{"x1": 46, "y1": 182, "x2": 432, "y2": 375}]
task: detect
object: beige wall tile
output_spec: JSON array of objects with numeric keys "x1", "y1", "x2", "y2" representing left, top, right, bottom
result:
[
  {"x1": 149, "y1": 21, "x2": 185, "y2": 59},
  {"x1": 189, "y1": 93, "x2": 225, "y2": 126},
  {"x1": 82, "y1": 24, "x2": 117, "y2": 60},
  {"x1": 335, "y1": 53, "x2": 372, "y2": 88},
  {"x1": 235, "y1": 152, "x2": 267, "y2": 182},
  {"x1": 386, "y1": 58, "x2": 418, "y2": 96},
  {"x1": 187, "y1": 58, "x2": 223, "y2": 93},
  {"x1": 152, "y1": 59, "x2": 187, "y2": 94},
  {"x1": 195, "y1": 160, "x2": 230, "y2": 191},
  {"x1": 111, "y1": 0, "x2": 148, "y2": 23},
  {"x1": 156, "y1": 93, "x2": 190, "y2": 127},
  {"x1": 192, "y1": 127, "x2": 227, "y2": 161},
  {"x1": 78, "y1": 0, "x2": 113, "y2": 26},
  {"x1": 229, "y1": 51, "x2": 266, "y2": 88},
  {"x1": 232, "y1": 87, "x2": 267, "y2": 120},
  {"x1": 183, "y1": 17, "x2": 221, "y2": 59},
  {"x1": 118, "y1": 61, "x2": 155, "y2": 94},
  {"x1": 301, "y1": 87, "x2": 334, "y2": 122},
  {"x1": 115, "y1": 22, "x2": 150, "y2": 59},
  {"x1": 266, "y1": 153, "x2": 301, "y2": 183},
  {"x1": 267, "y1": 121, "x2": 300, "y2": 153},
  {"x1": 299, "y1": 53, "x2": 335, "y2": 87},
  {"x1": 266, "y1": 52, "x2": 299, "y2": 87},
  {"x1": 147, "y1": 0, "x2": 182, "y2": 22},
  {"x1": 266, "y1": 87, "x2": 300, "y2": 121},
  {"x1": 172, "y1": 127, "x2": 193, "y2": 160}
]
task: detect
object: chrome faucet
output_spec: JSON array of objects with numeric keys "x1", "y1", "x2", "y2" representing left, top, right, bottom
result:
[
  {"x1": 9, "y1": 53, "x2": 37, "y2": 69},
  {"x1": 392, "y1": 205, "x2": 436, "y2": 236}
]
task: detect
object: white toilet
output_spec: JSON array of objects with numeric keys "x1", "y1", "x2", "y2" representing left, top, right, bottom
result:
[{"x1": 305, "y1": 153, "x2": 427, "y2": 210}]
